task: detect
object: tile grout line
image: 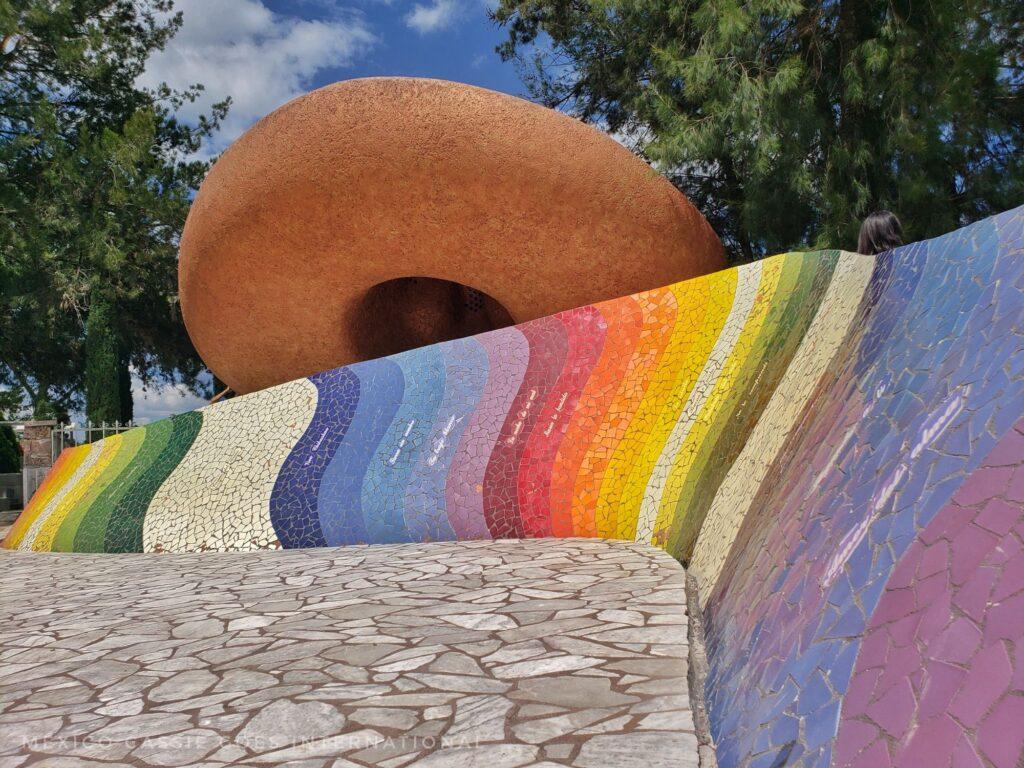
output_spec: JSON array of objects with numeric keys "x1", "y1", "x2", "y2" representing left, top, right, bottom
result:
[{"x1": 686, "y1": 571, "x2": 718, "y2": 768}]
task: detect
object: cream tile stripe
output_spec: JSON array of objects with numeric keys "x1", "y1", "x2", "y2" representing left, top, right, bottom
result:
[
  {"x1": 18, "y1": 442, "x2": 104, "y2": 550},
  {"x1": 689, "y1": 253, "x2": 875, "y2": 606},
  {"x1": 637, "y1": 260, "x2": 764, "y2": 543},
  {"x1": 143, "y1": 379, "x2": 318, "y2": 552},
  {"x1": 33, "y1": 435, "x2": 124, "y2": 551}
]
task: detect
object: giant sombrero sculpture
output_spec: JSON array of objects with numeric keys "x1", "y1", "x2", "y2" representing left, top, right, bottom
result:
[{"x1": 178, "y1": 78, "x2": 725, "y2": 394}]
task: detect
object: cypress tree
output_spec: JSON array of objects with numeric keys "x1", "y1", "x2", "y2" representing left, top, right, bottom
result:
[
  {"x1": 85, "y1": 293, "x2": 121, "y2": 429},
  {"x1": 118, "y1": 350, "x2": 134, "y2": 425}
]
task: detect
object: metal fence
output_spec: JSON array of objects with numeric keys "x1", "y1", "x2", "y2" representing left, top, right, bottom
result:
[
  {"x1": 0, "y1": 472, "x2": 22, "y2": 511},
  {"x1": 52, "y1": 421, "x2": 137, "y2": 462}
]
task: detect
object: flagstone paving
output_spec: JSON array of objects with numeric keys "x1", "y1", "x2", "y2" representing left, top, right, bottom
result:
[{"x1": 0, "y1": 539, "x2": 698, "y2": 767}]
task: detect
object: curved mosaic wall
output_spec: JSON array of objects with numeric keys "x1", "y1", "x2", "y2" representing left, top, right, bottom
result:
[
  {"x1": 4, "y1": 248, "x2": 858, "y2": 557},
  {"x1": 697, "y1": 208, "x2": 1024, "y2": 768},
  {"x1": 3, "y1": 207, "x2": 1022, "y2": 768}
]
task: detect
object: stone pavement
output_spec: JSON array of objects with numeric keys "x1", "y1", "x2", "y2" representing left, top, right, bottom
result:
[{"x1": 0, "y1": 539, "x2": 698, "y2": 767}]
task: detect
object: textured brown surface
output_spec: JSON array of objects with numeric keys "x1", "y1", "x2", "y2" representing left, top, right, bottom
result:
[{"x1": 180, "y1": 78, "x2": 725, "y2": 394}]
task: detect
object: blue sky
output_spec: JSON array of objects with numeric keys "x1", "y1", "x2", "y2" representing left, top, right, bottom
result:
[
  {"x1": 132, "y1": 0, "x2": 532, "y2": 422},
  {"x1": 265, "y1": 0, "x2": 526, "y2": 93},
  {"x1": 138, "y1": 0, "x2": 530, "y2": 157}
]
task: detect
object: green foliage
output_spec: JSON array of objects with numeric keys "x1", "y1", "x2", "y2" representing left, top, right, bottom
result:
[
  {"x1": 0, "y1": 386, "x2": 23, "y2": 420},
  {"x1": 0, "y1": 0, "x2": 226, "y2": 419},
  {"x1": 493, "y1": 0, "x2": 1023, "y2": 260},
  {"x1": 85, "y1": 292, "x2": 120, "y2": 425},
  {"x1": 0, "y1": 424, "x2": 18, "y2": 472}
]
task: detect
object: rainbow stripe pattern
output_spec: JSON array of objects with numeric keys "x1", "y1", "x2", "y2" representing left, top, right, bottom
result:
[
  {"x1": 1, "y1": 211, "x2": 1019, "y2": 567},
  {"x1": 3, "y1": 207, "x2": 1023, "y2": 768},
  {"x1": 3, "y1": 248, "x2": 862, "y2": 555}
]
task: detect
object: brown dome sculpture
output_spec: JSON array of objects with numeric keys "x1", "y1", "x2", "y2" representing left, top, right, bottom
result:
[{"x1": 179, "y1": 78, "x2": 725, "y2": 394}]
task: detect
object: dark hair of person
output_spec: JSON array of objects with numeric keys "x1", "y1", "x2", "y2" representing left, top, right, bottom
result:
[{"x1": 857, "y1": 210, "x2": 904, "y2": 255}]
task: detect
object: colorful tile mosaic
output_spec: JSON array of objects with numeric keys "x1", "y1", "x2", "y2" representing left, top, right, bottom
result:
[
  {"x1": 3, "y1": 206, "x2": 1022, "y2": 768},
  {"x1": 833, "y1": 417, "x2": 1024, "y2": 768},
  {"x1": 699, "y1": 208, "x2": 1024, "y2": 768},
  {"x1": 3, "y1": 246, "x2": 848, "y2": 558}
]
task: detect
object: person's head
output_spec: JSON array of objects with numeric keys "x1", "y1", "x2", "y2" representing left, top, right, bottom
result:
[{"x1": 857, "y1": 210, "x2": 904, "y2": 255}]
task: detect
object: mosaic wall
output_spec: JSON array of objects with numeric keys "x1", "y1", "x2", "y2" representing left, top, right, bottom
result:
[
  {"x1": 698, "y1": 208, "x2": 1024, "y2": 768},
  {"x1": 3, "y1": 247, "x2": 859, "y2": 557},
  {"x1": 3, "y1": 207, "x2": 1022, "y2": 767}
]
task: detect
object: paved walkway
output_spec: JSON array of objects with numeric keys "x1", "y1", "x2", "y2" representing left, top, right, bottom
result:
[{"x1": 0, "y1": 539, "x2": 698, "y2": 767}]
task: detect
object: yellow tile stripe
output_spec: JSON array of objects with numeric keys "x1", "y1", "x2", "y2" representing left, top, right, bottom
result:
[
  {"x1": 32, "y1": 434, "x2": 126, "y2": 551},
  {"x1": 592, "y1": 287, "x2": 679, "y2": 538},
  {"x1": 579, "y1": 289, "x2": 673, "y2": 539},
  {"x1": 2, "y1": 447, "x2": 87, "y2": 548},
  {"x1": 55, "y1": 425, "x2": 148, "y2": 551},
  {"x1": 657, "y1": 253, "x2": 786, "y2": 544},
  {"x1": 640, "y1": 260, "x2": 762, "y2": 544},
  {"x1": 607, "y1": 275, "x2": 733, "y2": 541},
  {"x1": 689, "y1": 253, "x2": 875, "y2": 605},
  {"x1": 17, "y1": 442, "x2": 104, "y2": 550}
]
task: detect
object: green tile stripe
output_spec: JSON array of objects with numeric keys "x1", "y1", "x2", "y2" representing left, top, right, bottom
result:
[
  {"x1": 52, "y1": 427, "x2": 148, "y2": 552},
  {"x1": 669, "y1": 251, "x2": 839, "y2": 559},
  {"x1": 92, "y1": 418, "x2": 175, "y2": 552},
  {"x1": 81, "y1": 415, "x2": 203, "y2": 552},
  {"x1": 103, "y1": 411, "x2": 203, "y2": 553}
]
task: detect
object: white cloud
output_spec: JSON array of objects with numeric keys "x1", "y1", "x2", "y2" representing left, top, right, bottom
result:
[
  {"x1": 405, "y1": 0, "x2": 459, "y2": 33},
  {"x1": 63, "y1": 376, "x2": 208, "y2": 428},
  {"x1": 138, "y1": 0, "x2": 376, "y2": 154},
  {"x1": 131, "y1": 378, "x2": 209, "y2": 424}
]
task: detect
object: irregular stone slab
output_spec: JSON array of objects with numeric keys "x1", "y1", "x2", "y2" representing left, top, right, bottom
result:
[
  {"x1": 413, "y1": 743, "x2": 539, "y2": 768},
  {"x1": 1, "y1": 539, "x2": 694, "y2": 767},
  {"x1": 88, "y1": 713, "x2": 193, "y2": 743},
  {"x1": 130, "y1": 728, "x2": 222, "y2": 766},
  {"x1": 575, "y1": 732, "x2": 701, "y2": 768},
  {"x1": 236, "y1": 700, "x2": 346, "y2": 751},
  {"x1": 148, "y1": 670, "x2": 217, "y2": 703},
  {"x1": 441, "y1": 614, "x2": 518, "y2": 631}
]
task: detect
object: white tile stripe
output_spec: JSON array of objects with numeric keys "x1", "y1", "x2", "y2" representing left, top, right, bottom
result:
[
  {"x1": 636, "y1": 260, "x2": 764, "y2": 544},
  {"x1": 689, "y1": 253, "x2": 875, "y2": 606},
  {"x1": 143, "y1": 378, "x2": 318, "y2": 552},
  {"x1": 18, "y1": 442, "x2": 104, "y2": 550}
]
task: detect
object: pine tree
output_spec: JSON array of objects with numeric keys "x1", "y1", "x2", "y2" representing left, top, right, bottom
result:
[
  {"x1": 1, "y1": 1, "x2": 227, "y2": 417},
  {"x1": 493, "y1": 0, "x2": 1023, "y2": 260}
]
